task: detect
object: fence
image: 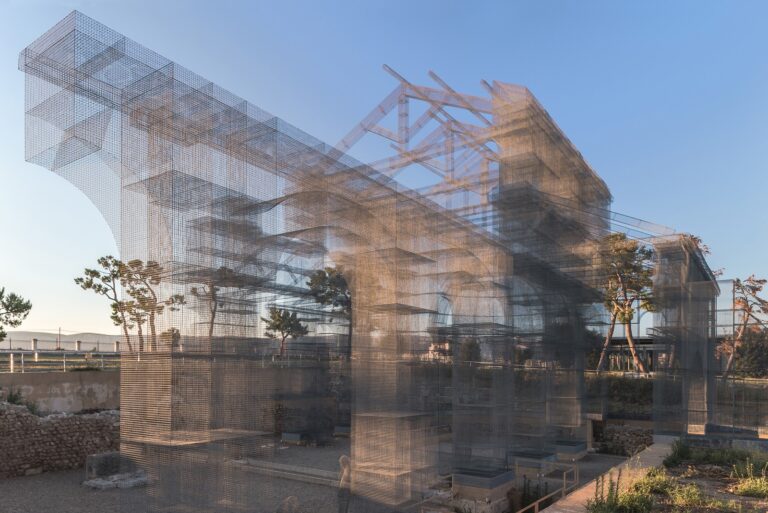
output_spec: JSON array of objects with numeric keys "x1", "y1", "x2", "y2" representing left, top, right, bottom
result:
[
  {"x1": 0, "y1": 338, "x2": 120, "y2": 373},
  {"x1": 514, "y1": 463, "x2": 579, "y2": 513},
  {"x1": 711, "y1": 376, "x2": 768, "y2": 437}
]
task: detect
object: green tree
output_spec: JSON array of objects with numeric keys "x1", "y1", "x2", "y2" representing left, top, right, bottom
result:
[
  {"x1": 718, "y1": 275, "x2": 768, "y2": 377},
  {"x1": 732, "y1": 328, "x2": 768, "y2": 378},
  {"x1": 595, "y1": 233, "x2": 655, "y2": 373},
  {"x1": 124, "y1": 300, "x2": 147, "y2": 352},
  {"x1": 583, "y1": 328, "x2": 605, "y2": 370},
  {"x1": 261, "y1": 307, "x2": 308, "y2": 357},
  {"x1": 159, "y1": 327, "x2": 181, "y2": 350},
  {"x1": 308, "y1": 266, "x2": 351, "y2": 357},
  {"x1": 0, "y1": 287, "x2": 32, "y2": 343},
  {"x1": 190, "y1": 266, "x2": 240, "y2": 340},
  {"x1": 458, "y1": 339, "x2": 481, "y2": 364},
  {"x1": 75, "y1": 256, "x2": 135, "y2": 352},
  {"x1": 119, "y1": 259, "x2": 184, "y2": 352}
]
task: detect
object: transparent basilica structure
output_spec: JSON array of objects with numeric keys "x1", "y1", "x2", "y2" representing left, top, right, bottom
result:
[{"x1": 19, "y1": 11, "x2": 731, "y2": 513}]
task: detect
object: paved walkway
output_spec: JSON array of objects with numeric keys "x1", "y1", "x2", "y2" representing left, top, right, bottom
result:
[{"x1": 542, "y1": 437, "x2": 675, "y2": 513}]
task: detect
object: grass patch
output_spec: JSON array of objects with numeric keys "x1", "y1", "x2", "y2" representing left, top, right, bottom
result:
[
  {"x1": 632, "y1": 467, "x2": 675, "y2": 496},
  {"x1": 586, "y1": 466, "x2": 742, "y2": 513},
  {"x1": 731, "y1": 458, "x2": 768, "y2": 498},
  {"x1": 663, "y1": 440, "x2": 767, "y2": 469},
  {"x1": 668, "y1": 482, "x2": 707, "y2": 508},
  {"x1": 585, "y1": 470, "x2": 653, "y2": 513},
  {"x1": 584, "y1": 443, "x2": 768, "y2": 512}
]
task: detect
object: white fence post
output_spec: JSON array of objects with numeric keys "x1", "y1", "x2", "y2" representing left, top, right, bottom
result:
[
  {"x1": 9, "y1": 353, "x2": 14, "y2": 373},
  {"x1": 63, "y1": 353, "x2": 67, "y2": 372}
]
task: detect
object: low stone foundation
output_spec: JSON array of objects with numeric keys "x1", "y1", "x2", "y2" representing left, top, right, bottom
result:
[
  {"x1": 0, "y1": 402, "x2": 119, "y2": 478},
  {"x1": 599, "y1": 425, "x2": 653, "y2": 457},
  {"x1": 0, "y1": 370, "x2": 120, "y2": 413},
  {"x1": 683, "y1": 433, "x2": 768, "y2": 452}
]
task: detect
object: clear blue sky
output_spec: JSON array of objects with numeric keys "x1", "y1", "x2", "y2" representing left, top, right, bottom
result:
[{"x1": 0, "y1": 0, "x2": 766, "y2": 334}]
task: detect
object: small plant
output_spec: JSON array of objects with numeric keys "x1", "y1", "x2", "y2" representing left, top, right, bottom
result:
[
  {"x1": 663, "y1": 439, "x2": 692, "y2": 467},
  {"x1": 69, "y1": 365, "x2": 101, "y2": 371},
  {"x1": 586, "y1": 472, "x2": 618, "y2": 513},
  {"x1": 2, "y1": 387, "x2": 40, "y2": 415},
  {"x1": 669, "y1": 482, "x2": 704, "y2": 508},
  {"x1": 731, "y1": 458, "x2": 768, "y2": 498},
  {"x1": 616, "y1": 491, "x2": 653, "y2": 513},
  {"x1": 586, "y1": 469, "x2": 652, "y2": 513},
  {"x1": 632, "y1": 467, "x2": 674, "y2": 496},
  {"x1": 5, "y1": 387, "x2": 24, "y2": 405}
]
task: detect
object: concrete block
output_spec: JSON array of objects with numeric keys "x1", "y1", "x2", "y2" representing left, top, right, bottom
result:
[{"x1": 85, "y1": 451, "x2": 135, "y2": 479}]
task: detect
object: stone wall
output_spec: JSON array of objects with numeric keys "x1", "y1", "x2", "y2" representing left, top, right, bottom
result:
[
  {"x1": 682, "y1": 433, "x2": 768, "y2": 453},
  {"x1": 0, "y1": 402, "x2": 119, "y2": 478},
  {"x1": 0, "y1": 370, "x2": 119, "y2": 413},
  {"x1": 599, "y1": 424, "x2": 653, "y2": 456}
]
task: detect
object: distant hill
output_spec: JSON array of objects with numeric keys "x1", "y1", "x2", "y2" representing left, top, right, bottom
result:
[{"x1": 3, "y1": 331, "x2": 121, "y2": 344}]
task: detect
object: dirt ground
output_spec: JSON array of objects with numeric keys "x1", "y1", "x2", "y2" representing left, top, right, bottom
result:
[
  {"x1": 663, "y1": 463, "x2": 768, "y2": 512},
  {"x1": 0, "y1": 469, "x2": 147, "y2": 513},
  {"x1": 0, "y1": 451, "x2": 627, "y2": 513}
]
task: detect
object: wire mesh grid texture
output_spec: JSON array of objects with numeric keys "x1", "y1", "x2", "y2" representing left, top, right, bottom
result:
[{"x1": 18, "y1": 11, "x2": 728, "y2": 513}]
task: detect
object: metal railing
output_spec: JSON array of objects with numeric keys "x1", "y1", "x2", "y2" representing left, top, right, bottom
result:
[
  {"x1": 0, "y1": 348, "x2": 120, "y2": 373},
  {"x1": 515, "y1": 464, "x2": 579, "y2": 513}
]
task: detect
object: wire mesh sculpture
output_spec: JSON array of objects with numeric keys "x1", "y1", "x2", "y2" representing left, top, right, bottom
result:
[{"x1": 19, "y1": 11, "x2": 724, "y2": 513}]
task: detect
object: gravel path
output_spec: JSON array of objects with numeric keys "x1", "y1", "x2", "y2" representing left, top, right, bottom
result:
[
  {"x1": 0, "y1": 464, "x2": 378, "y2": 513},
  {"x1": 0, "y1": 469, "x2": 147, "y2": 513},
  {"x1": 269, "y1": 438, "x2": 350, "y2": 471},
  {"x1": 0, "y1": 446, "x2": 625, "y2": 513}
]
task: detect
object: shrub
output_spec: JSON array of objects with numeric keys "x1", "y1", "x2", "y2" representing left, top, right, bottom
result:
[
  {"x1": 585, "y1": 470, "x2": 652, "y2": 513},
  {"x1": 2, "y1": 386, "x2": 39, "y2": 415},
  {"x1": 663, "y1": 440, "x2": 762, "y2": 468},
  {"x1": 669, "y1": 482, "x2": 705, "y2": 508},
  {"x1": 606, "y1": 376, "x2": 653, "y2": 406},
  {"x1": 69, "y1": 365, "x2": 101, "y2": 371},
  {"x1": 617, "y1": 491, "x2": 652, "y2": 513},
  {"x1": 5, "y1": 386, "x2": 24, "y2": 405},
  {"x1": 733, "y1": 453, "x2": 768, "y2": 474},
  {"x1": 733, "y1": 478, "x2": 768, "y2": 499},
  {"x1": 731, "y1": 458, "x2": 768, "y2": 498},
  {"x1": 693, "y1": 446, "x2": 751, "y2": 466},
  {"x1": 458, "y1": 339, "x2": 480, "y2": 363},
  {"x1": 632, "y1": 467, "x2": 674, "y2": 496},
  {"x1": 663, "y1": 440, "x2": 691, "y2": 467}
]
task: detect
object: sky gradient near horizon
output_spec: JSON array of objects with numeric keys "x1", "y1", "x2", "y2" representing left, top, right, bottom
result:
[{"x1": 0, "y1": 0, "x2": 766, "y2": 335}]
